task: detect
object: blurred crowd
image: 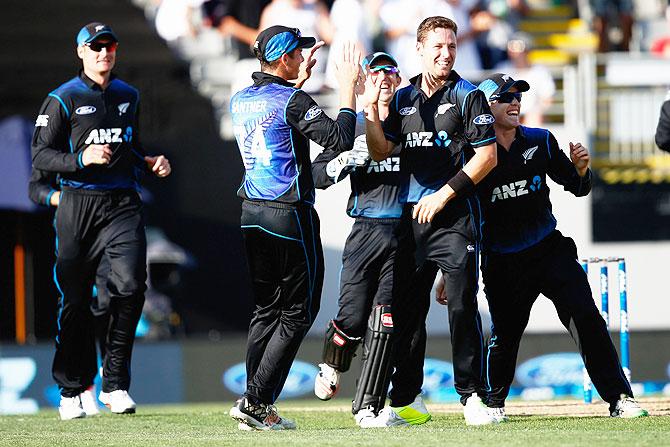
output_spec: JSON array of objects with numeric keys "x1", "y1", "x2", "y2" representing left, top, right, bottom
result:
[{"x1": 141, "y1": 0, "x2": 670, "y2": 126}]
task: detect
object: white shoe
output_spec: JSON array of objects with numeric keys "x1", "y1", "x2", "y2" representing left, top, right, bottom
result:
[
  {"x1": 58, "y1": 395, "x2": 86, "y2": 420},
  {"x1": 314, "y1": 363, "x2": 341, "y2": 401},
  {"x1": 610, "y1": 395, "x2": 648, "y2": 418},
  {"x1": 463, "y1": 394, "x2": 495, "y2": 426},
  {"x1": 99, "y1": 390, "x2": 137, "y2": 414},
  {"x1": 79, "y1": 387, "x2": 100, "y2": 416},
  {"x1": 354, "y1": 406, "x2": 378, "y2": 427},
  {"x1": 358, "y1": 407, "x2": 408, "y2": 428},
  {"x1": 487, "y1": 407, "x2": 509, "y2": 423}
]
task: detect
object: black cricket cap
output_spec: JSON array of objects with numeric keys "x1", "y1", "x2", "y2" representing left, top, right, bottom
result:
[
  {"x1": 253, "y1": 25, "x2": 316, "y2": 62},
  {"x1": 478, "y1": 73, "x2": 530, "y2": 101},
  {"x1": 76, "y1": 22, "x2": 118, "y2": 46}
]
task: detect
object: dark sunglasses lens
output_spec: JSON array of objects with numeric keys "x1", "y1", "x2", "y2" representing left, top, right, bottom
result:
[
  {"x1": 497, "y1": 92, "x2": 522, "y2": 103},
  {"x1": 370, "y1": 65, "x2": 398, "y2": 74},
  {"x1": 88, "y1": 41, "x2": 118, "y2": 52}
]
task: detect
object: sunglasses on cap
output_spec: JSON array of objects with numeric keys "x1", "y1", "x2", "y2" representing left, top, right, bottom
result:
[
  {"x1": 369, "y1": 65, "x2": 399, "y2": 74},
  {"x1": 491, "y1": 92, "x2": 522, "y2": 103},
  {"x1": 85, "y1": 41, "x2": 118, "y2": 52}
]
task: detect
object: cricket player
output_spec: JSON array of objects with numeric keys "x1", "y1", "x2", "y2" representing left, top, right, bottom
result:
[
  {"x1": 228, "y1": 25, "x2": 360, "y2": 430},
  {"x1": 456, "y1": 73, "x2": 647, "y2": 420},
  {"x1": 31, "y1": 22, "x2": 171, "y2": 419},
  {"x1": 311, "y1": 52, "x2": 431, "y2": 427},
  {"x1": 365, "y1": 16, "x2": 498, "y2": 425}
]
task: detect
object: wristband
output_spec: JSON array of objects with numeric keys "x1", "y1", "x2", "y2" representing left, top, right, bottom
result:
[{"x1": 446, "y1": 170, "x2": 475, "y2": 196}]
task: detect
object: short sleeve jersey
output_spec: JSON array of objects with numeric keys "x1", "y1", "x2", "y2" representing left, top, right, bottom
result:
[{"x1": 382, "y1": 71, "x2": 496, "y2": 204}]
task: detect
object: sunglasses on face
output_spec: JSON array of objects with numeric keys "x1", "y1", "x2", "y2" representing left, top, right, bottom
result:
[
  {"x1": 491, "y1": 92, "x2": 522, "y2": 103},
  {"x1": 86, "y1": 41, "x2": 118, "y2": 52},
  {"x1": 369, "y1": 65, "x2": 399, "y2": 74}
]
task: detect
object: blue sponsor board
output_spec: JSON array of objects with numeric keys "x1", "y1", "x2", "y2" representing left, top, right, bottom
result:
[
  {"x1": 0, "y1": 343, "x2": 183, "y2": 414},
  {"x1": 222, "y1": 360, "x2": 318, "y2": 398},
  {"x1": 516, "y1": 353, "x2": 585, "y2": 388}
]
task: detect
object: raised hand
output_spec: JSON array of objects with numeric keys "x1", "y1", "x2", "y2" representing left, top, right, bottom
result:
[
  {"x1": 334, "y1": 40, "x2": 362, "y2": 88},
  {"x1": 296, "y1": 40, "x2": 325, "y2": 88}
]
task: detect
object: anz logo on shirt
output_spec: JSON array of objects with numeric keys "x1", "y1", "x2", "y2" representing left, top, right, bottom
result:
[
  {"x1": 491, "y1": 175, "x2": 542, "y2": 202},
  {"x1": 367, "y1": 157, "x2": 400, "y2": 173},
  {"x1": 84, "y1": 127, "x2": 133, "y2": 144},
  {"x1": 404, "y1": 131, "x2": 451, "y2": 148}
]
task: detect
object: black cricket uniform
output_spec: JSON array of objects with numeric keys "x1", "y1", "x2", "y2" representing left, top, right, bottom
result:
[
  {"x1": 230, "y1": 71, "x2": 355, "y2": 404},
  {"x1": 478, "y1": 126, "x2": 633, "y2": 407},
  {"x1": 32, "y1": 71, "x2": 148, "y2": 397},
  {"x1": 28, "y1": 168, "x2": 111, "y2": 360},
  {"x1": 312, "y1": 113, "x2": 433, "y2": 409},
  {"x1": 312, "y1": 114, "x2": 411, "y2": 337},
  {"x1": 383, "y1": 71, "x2": 496, "y2": 403}
]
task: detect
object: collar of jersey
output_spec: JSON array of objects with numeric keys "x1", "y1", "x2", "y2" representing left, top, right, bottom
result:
[
  {"x1": 410, "y1": 70, "x2": 460, "y2": 97},
  {"x1": 502, "y1": 126, "x2": 529, "y2": 153},
  {"x1": 78, "y1": 69, "x2": 117, "y2": 91},
  {"x1": 252, "y1": 71, "x2": 295, "y2": 88}
]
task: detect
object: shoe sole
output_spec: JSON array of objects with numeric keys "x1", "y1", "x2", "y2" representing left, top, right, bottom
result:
[
  {"x1": 104, "y1": 404, "x2": 136, "y2": 414},
  {"x1": 59, "y1": 413, "x2": 86, "y2": 420},
  {"x1": 612, "y1": 410, "x2": 649, "y2": 418},
  {"x1": 406, "y1": 414, "x2": 432, "y2": 425},
  {"x1": 230, "y1": 406, "x2": 274, "y2": 430}
]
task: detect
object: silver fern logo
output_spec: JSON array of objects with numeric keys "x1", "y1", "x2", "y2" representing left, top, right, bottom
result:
[{"x1": 522, "y1": 146, "x2": 539, "y2": 164}]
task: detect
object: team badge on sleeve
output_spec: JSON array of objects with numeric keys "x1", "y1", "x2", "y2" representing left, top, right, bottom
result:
[
  {"x1": 304, "y1": 106, "x2": 322, "y2": 121},
  {"x1": 399, "y1": 107, "x2": 417, "y2": 116},
  {"x1": 75, "y1": 106, "x2": 96, "y2": 115},
  {"x1": 35, "y1": 115, "x2": 49, "y2": 127},
  {"x1": 473, "y1": 114, "x2": 495, "y2": 125}
]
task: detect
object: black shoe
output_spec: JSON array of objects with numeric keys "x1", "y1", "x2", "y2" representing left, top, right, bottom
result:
[{"x1": 230, "y1": 396, "x2": 285, "y2": 430}]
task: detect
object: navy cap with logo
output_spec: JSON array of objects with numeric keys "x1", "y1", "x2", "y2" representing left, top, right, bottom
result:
[
  {"x1": 76, "y1": 22, "x2": 118, "y2": 46},
  {"x1": 361, "y1": 52, "x2": 398, "y2": 72},
  {"x1": 478, "y1": 73, "x2": 530, "y2": 102},
  {"x1": 253, "y1": 25, "x2": 316, "y2": 62}
]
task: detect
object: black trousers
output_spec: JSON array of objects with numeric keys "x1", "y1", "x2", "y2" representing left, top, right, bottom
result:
[
  {"x1": 53, "y1": 189, "x2": 146, "y2": 397},
  {"x1": 334, "y1": 218, "x2": 413, "y2": 338},
  {"x1": 408, "y1": 199, "x2": 486, "y2": 404},
  {"x1": 241, "y1": 200, "x2": 324, "y2": 404},
  {"x1": 388, "y1": 261, "x2": 437, "y2": 407},
  {"x1": 483, "y1": 230, "x2": 633, "y2": 407},
  {"x1": 92, "y1": 255, "x2": 111, "y2": 363}
]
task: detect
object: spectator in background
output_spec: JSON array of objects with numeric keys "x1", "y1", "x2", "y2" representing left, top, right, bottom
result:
[
  {"x1": 471, "y1": 0, "x2": 529, "y2": 69},
  {"x1": 204, "y1": 0, "x2": 272, "y2": 59},
  {"x1": 154, "y1": 0, "x2": 205, "y2": 45},
  {"x1": 259, "y1": 0, "x2": 334, "y2": 91},
  {"x1": 379, "y1": 0, "x2": 457, "y2": 79},
  {"x1": 325, "y1": 0, "x2": 371, "y2": 89},
  {"x1": 496, "y1": 32, "x2": 555, "y2": 127},
  {"x1": 444, "y1": 0, "x2": 483, "y2": 76},
  {"x1": 590, "y1": 0, "x2": 634, "y2": 52},
  {"x1": 651, "y1": 6, "x2": 670, "y2": 58}
]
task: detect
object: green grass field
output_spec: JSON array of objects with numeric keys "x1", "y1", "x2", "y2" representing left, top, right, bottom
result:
[{"x1": 2, "y1": 399, "x2": 669, "y2": 447}]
